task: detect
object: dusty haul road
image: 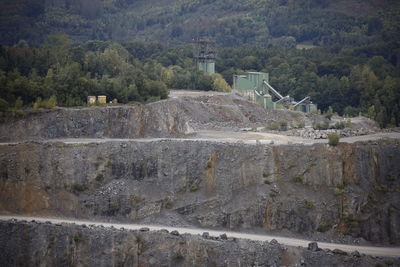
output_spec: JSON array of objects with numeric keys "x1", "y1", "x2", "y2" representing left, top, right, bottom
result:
[
  {"x1": 0, "y1": 131, "x2": 399, "y2": 147},
  {"x1": 1, "y1": 215, "x2": 399, "y2": 257}
]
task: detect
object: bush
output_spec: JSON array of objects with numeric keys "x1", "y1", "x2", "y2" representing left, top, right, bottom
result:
[
  {"x1": 95, "y1": 173, "x2": 104, "y2": 181},
  {"x1": 0, "y1": 98, "x2": 9, "y2": 112},
  {"x1": 304, "y1": 199, "x2": 314, "y2": 209},
  {"x1": 328, "y1": 133, "x2": 340, "y2": 146},
  {"x1": 205, "y1": 160, "x2": 212, "y2": 169},
  {"x1": 332, "y1": 120, "x2": 351, "y2": 129},
  {"x1": 269, "y1": 188, "x2": 279, "y2": 197},
  {"x1": 190, "y1": 184, "x2": 199, "y2": 192},
  {"x1": 33, "y1": 96, "x2": 57, "y2": 109},
  {"x1": 265, "y1": 120, "x2": 288, "y2": 131},
  {"x1": 279, "y1": 120, "x2": 288, "y2": 130},
  {"x1": 71, "y1": 183, "x2": 88, "y2": 194},
  {"x1": 313, "y1": 121, "x2": 329, "y2": 130},
  {"x1": 334, "y1": 188, "x2": 346, "y2": 195},
  {"x1": 163, "y1": 198, "x2": 173, "y2": 209},
  {"x1": 265, "y1": 121, "x2": 279, "y2": 131},
  {"x1": 293, "y1": 175, "x2": 304, "y2": 183},
  {"x1": 295, "y1": 122, "x2": 305, "y2": 129}
]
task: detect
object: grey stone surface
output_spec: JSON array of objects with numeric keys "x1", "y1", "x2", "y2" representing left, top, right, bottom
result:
[
  {"x1": 0, "y1": 139, "x2": 399, "y2": 244},
  {"x1": 0, "y1": 94, "x2": 317, "y2": 142},
  {"x1": 308, "y1": 242, "x2": 319, "y2": 252},
  {"x1": 1, "y1": 220, "x2": 397, "y2": 267}
]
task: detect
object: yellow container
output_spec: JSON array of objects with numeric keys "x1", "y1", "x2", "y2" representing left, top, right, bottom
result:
[
  {"x1": 87, "y1": 96, "x2": 96, "y2": 105},
  {"x1": 97, "y1": 95, "x2": 107, "y2": 104}
]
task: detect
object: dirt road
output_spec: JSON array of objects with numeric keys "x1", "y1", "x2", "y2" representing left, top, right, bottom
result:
[
  {"x1": 1, "y1": 215, "x2": 399, "y2": 257},
  {"x1": 0, "y1": 131, "x2": 399, "y2": 146}
]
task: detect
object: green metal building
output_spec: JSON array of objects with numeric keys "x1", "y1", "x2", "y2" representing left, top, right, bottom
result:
[
  {"x1": 194, "y1": 39, "x2": 216, "y2": 75},
  {"x1": 197, "y1": 59, "x2": 215, "y2": 74},
  {"x1": 233, "y1": 72, "x2": 275, "y2": 109},
  {"x1": 233, "y1": 71, "x2": 317, "y2": 112}
]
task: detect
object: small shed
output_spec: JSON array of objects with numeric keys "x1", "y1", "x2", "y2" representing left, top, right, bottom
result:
[
  {"x1": 87, "y1": 96, "x2": 96, "y2": 105},
  {"x1": 98, "y1": 95, "x2": 107, "y2": 104}
]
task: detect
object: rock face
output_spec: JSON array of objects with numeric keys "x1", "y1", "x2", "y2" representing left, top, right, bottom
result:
[
  {"x1": 0, "y1": 220, "x2": 396, "y2": 267},
  {"x1": 1, "y1": 139, "x2": 399, "y2": 244},
  {"x1": 0, "y1": 94, "x2": 312, "y2": 142},
  {"x1": 0, "y1": 100, "x2": 192, "y2": 141}
]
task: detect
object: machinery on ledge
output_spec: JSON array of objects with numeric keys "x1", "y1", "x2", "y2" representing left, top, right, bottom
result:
[{"x1": 233, "y1": 72, "x2": 317, "y2": 113}]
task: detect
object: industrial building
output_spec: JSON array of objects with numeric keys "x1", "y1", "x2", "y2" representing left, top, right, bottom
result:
[
  {"x1": 194, "y1": 39, "x2": 216, "y2": 74},
  {"x1": 233, "y1": 71, "x2": 317, "y2": 113}
]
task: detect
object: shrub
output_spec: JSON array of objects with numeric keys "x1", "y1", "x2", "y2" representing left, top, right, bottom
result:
[
  {"x1": 0, "y1": 98, "x2": 9, "y2": 112},
  {"x1": 328, "y1": 133, "x2": 340, "y2": 146},
  {"x1": 325, "y1": 106, "x2": 334, "y2": 120},
  {"x1": 295, "y1": 122, "x2": 305, "y2": 129},
  {"x1": 304, "y1": 199, "x2": 314, "y2": 209},
  {"x1": 293, "y1": 175, "x2": 304, "y2": 183},
  {"x1": 73, "y1": 233, "x2": 84, "y2": 243},
  {"x1": 314, "y1": 121, "x2": 329, "y2": 130},
  {"x1": 387, "y1": 173, "x2": 395, "y2": 181},
  {"x1": 266, "y1": 120, "x2": 288, "y2": 131},
  {"x1": 190, "y1": 184, "x2": 199, "y2": 192},
  {"x1": 270, "y1": 188, "x2": 279, "y2": 197},
  {"x1": 332, "y1": 120, "x2": 351, "y2": 129},
  {"x1": 279, "y1": 120, "x2": 288, "y2": 130},
  {"x1": 205, "y1": 160, "x2": 212, "y2": 169},
  {"x1": 71, "y1": 183, "x2": 88, "y2": 194},
  {"x1": 95, "y1": 173, "x2": 104, "y2": 181},
  {"x1": 265, "y1": 121, "x2": 279, "y2": 131},
  {"x1": 334, "y1": 188, "x2": 346, "y2": 195},
  {"x1": 33, "y1": 96, "x2": 57, "y2": 109},
  {"x1": 163, "y1": 198, "x2": 173, "y2": 209}
]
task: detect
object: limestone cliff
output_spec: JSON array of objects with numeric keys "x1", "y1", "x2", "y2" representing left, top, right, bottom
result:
[{"x1": 1, "y1": 139, "x2": 399, "y2": 244}]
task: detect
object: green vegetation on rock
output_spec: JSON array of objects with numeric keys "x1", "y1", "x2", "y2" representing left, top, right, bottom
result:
[{"x1": 328, "y1": 133, "x2": 340, "y2": 146}]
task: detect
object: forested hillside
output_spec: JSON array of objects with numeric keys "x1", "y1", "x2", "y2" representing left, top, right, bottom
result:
[
  {"x1": 1, "y1": 0, "x2": 399, "y2": 46},
  {"x1": 0, "y1": 0, "x2": 399, "y2": 127}
]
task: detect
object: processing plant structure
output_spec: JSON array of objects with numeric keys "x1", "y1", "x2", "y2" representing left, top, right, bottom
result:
[{"x1": 233, "y1": 72, "x2": 317, "y2": 113}]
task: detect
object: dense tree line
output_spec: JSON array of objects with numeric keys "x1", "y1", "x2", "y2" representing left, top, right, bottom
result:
[
  {"x1": 1, "y1": 35, "x2": 399, "y2": 127},
  {"x1": 214, "y1": 44, "x2": 400, "y2": 127},
  {"x1": 0, "y1": 35, "x2": 230, "y2": 110}
]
